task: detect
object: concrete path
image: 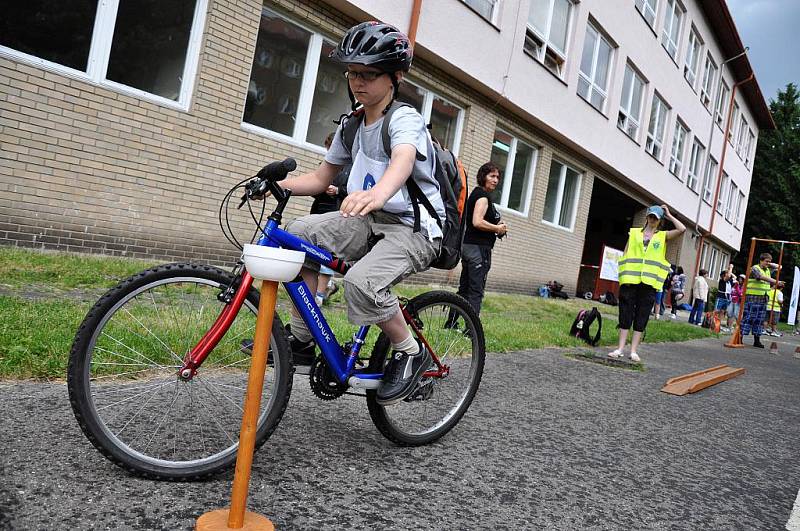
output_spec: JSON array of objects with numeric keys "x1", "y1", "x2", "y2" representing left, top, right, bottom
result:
[{"x1": 2, "y1": 333, "x2": 799, "y2": 530}]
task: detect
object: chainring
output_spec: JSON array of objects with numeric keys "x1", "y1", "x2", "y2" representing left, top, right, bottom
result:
[{"x1": 309, "y1": 357, "x2": 347, "y2": 401}]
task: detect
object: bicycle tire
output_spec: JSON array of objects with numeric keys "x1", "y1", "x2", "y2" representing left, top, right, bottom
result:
[
  {"x1": 67, "y1": 263, "x2": 293, "y2": 480},
  {"x1": 366, "y1": 290, "x2": 485, "y2": 446}
]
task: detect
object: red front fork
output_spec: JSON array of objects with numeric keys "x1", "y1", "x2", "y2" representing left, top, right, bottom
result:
[
  {"x1": 401, "y1": 305, "x2": 450, "y2": 379},
  {"x1": 178, "y1": 271, "x2": 256, "y2": 379}
]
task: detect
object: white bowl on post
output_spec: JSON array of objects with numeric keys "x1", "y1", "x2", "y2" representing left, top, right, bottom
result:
[{"x1": 242, "y1": 244, "x2": 305, "y2": 282}]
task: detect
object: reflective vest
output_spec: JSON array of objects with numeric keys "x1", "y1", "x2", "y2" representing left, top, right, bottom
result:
[
  {"x1": 767, "y1": 289, "x2": 782, "y2": 312},
  {"x1": 746, "y1": 265, "x2": 772, "y2": 296},
  {"x1": 617, "y1": 228, "x2": 670, "y2": 290}
]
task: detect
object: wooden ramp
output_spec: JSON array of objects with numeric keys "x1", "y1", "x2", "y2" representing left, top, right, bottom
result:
[{"x1": 661, "y1": 364, "x2": 745, "y2": 396}]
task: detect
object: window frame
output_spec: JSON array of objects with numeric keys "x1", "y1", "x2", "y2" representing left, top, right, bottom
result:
[
  {"x1": 725, "y1": 181, "x2": 737, "y2": 221},
  {"x1": 524, "y1": 0, "x2": 575, "y2": 78},
  {"x1": 702, "y1": 156, "x2": 717, "y2": 204},
  {"x1": 491, "y1": 129, "x2": 539, "y2": 217},
  {"x1": 577, "y1": 22, "x2": 615, "y2": 113},
  {"x1": 700, "y1": 53, "x2": 717, "y2": 109},
  {"x1": 686, "y1": 137, "x2": 704, "y2": 193},
  {"x1": 617, "y1": 62, "x2": 646, "y2": 141},
  {"x1": 715, "y1": 80, "x2": 730, "y2": 128},
  {"x1": 542, "y1": 158, "x2": 583, "y2": 231},
  {"x1": 668, "y1": 120, "x2": 689, "y2": 178},
  {"x1": 716, "y1": 172, "x2": 729, "y2": 214},
  {"x1": 461, "y1": 0, "x2": 501, "y2": 25},
  {"x1": 683, "y1": 27, "x2": 702, "y2": 88},
  {"x1": 402, "y1": 80, "x2": 466, "y2": 156},
  {"x1": 646, "y1": 92, "x2": 670, "y2": 160},
  {"x1": 635, "y1": 0, "x2": 659, "y2": 28},
  {"x1": 661, "y1": 0, "x2": 684, "y2": 61},
  {"x1": 0, "y1": 0, "x2": 209, "y2": 111},
  {"x1": 709, "y1": 247, "x2": 719, "y2": 278},
  {"x1": 734, "y1": 190, "x2": 745, "y2": 228},
  {"x1": 745, "y1": 128, "x2": 756, "y2": 167},
  {"x1": 728, "y1": 102, "x2": 740, "y2": 145},
  {"x1": 736, "y1": 116, "x2": 748, "y2": 156}
]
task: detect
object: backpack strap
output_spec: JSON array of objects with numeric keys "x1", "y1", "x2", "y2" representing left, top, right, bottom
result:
[
  {"x1": 590, "y1": 308, "x2": 602, "y2": 346},
  {"x1": 406, "y1": 178, "x2": 442, "y2": 232}
]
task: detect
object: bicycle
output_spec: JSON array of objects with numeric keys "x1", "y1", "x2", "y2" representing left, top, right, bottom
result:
[{"x1": 67, "y1": 158, "x2": 485, "y2": 481}]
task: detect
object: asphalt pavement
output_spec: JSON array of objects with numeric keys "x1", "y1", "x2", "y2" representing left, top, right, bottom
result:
[{"x1": 2, "y1": 332, "x2": 800, "y2": 530}]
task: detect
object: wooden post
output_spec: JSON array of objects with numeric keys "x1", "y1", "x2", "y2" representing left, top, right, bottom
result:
[
  {"x1": 726, "y1": 238, "x2": 756, "y2": 348},
  {"x1": 767, "y1": 243, "x2": 784, "y2": 330},
  {"x1": 196, "y1": 281, "x2": 278, "y2": 531}
]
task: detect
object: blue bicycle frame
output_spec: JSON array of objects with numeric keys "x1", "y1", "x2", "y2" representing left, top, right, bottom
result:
[{"x1": 257, "y1": 217, "x2": 383, "y2": 386}]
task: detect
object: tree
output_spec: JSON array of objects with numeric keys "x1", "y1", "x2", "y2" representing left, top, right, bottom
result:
[{"x1": 738, "y1": 83, "x2": 800, "y2": 302}]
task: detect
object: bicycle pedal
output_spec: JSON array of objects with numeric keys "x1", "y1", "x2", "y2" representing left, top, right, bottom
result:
[{"x1": 404, "y1": 381, "x2": 434, "y2": 402}]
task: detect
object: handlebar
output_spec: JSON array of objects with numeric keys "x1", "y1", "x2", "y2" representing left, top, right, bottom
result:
[{"x1": 238, "y1": 158, "x2": 297, "y2": 209}]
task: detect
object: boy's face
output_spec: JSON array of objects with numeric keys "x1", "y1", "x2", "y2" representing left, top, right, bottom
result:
[{"x1": 347, "y1": 65, "x2": 396, "y2": 107}]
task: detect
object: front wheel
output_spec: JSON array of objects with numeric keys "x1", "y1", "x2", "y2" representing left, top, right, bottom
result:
[
  {"x1": 67, "y1": 263, "x2": 293, "y2": 480},
  {"x1": 366, "y1": 290, "x2": 485, "y2": 446}
]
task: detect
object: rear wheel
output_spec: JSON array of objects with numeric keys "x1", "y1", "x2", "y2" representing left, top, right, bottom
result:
[
  {"x1": 67, "y1": 263, "x2": 292, "y2": 480},
  {"x1": 366, "y1": 290, "x2": 485, "y2": 446}
]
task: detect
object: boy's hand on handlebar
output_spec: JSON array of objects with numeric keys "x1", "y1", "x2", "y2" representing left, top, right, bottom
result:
[{"x1": 340, "y1": 189, "x2": 385, "y2": 217}]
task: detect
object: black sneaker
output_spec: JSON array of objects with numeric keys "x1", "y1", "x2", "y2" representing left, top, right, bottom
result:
[
  {"x1": 285, "y1": 323, "x2": 315, "y2": 366},
  {"x1": 376, "y1": 341, "x2": 432, "y2": 406},
  {"x1": 753, "y1": 336, "x2": 765, "y2": 349}
]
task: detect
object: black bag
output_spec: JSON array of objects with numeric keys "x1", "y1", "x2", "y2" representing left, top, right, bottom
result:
[
  {"x1": 569, "y1": 307, "x2": 602, "y2": 346},
  {"x1": 340, "y1": 101, "x2": 465, "y2": 269}
]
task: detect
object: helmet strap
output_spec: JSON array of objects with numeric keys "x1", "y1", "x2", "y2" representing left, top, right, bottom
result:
[
  {"x1": 346, "y1": 84, "x2": 358, "y2": 112},
  {"x1": 382, "y1": 73, "x2": 399, "y2": 115}
]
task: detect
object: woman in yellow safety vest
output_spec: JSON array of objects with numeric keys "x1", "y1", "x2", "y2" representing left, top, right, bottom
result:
[
  {"x1": 610, "y1": 204, "x2": 685, "y2": 362},
  {"x1": 741, "y1": 252, "x2": 783, "y2": 347}
]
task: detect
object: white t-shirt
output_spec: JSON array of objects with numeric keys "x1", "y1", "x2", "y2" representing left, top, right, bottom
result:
[{"x1": 325, "y1": 106, "x2": 445, "y2": 238}]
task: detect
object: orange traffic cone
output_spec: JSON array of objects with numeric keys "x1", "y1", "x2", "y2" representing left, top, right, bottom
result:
[{"x1": 769, "y1": 341, "x2": 779, "y2": 355}]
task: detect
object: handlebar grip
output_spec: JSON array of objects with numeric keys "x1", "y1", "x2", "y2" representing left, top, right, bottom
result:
[{"x1": 257, "y1": 158, "x2": 297, "y2": 182}]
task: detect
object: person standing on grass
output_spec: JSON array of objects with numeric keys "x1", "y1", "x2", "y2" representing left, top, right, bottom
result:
[
  {"x1": 726, "y1": 274, "x2": 744, "y2": 332},
  {"x1": 455, "y1": 162, "x2": 507, "y2": 316},
  {"x1": 610, "y1": 204, "x2": 686, "y2": 362},
  {"x1": 715, "y1": 264, "x2": 734, "y2": 331},
  {"x1": 740, "y1": 252, "x2": 783, "y2": 349},
  {"x1": 669, "y1": 266, "x2": 687, "y2": 319},
  {"x1": 689, "y1": 269, "x2": 709, "y2": 326}
]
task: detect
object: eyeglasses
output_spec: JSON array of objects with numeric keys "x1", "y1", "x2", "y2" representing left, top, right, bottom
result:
[{"x1": 343, "y1": 70, "x2": 386, "y2": 82}]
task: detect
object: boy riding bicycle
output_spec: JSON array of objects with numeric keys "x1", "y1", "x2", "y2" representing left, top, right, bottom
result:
[{"x1": 273, "y1": 22, "x2": 445, "y2": 405}]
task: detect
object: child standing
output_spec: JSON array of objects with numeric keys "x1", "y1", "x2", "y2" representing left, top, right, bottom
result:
[{"x1": 689, "y1": 269, "x2": 709, "y2": 325}]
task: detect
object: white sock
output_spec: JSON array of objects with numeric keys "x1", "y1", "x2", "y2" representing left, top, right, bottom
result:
[{"x1": 391, "y1": 334, "x2": 419, "y2": 355}]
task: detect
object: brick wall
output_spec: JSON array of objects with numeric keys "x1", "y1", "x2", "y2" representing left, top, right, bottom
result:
[{"x1": 1, "y1": 0, "x2": 613, "y2": 296}]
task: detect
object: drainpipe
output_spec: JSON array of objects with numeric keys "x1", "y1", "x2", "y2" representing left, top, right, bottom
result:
[
  {"x1": 407, "y1": 0, "x2": 423, "y2": 47},
  {"x1": 692, "y1": 71, "x2": 754, "y2": 281}
]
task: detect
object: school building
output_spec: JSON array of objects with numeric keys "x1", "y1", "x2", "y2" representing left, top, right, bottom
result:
[{"x1": 0, "y1": 0, "x2": 773, "y2": 295}]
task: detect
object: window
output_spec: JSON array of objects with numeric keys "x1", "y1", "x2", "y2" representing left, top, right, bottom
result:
[
  {"x1": 635, "y1": 0, "x2": 658, "y2": 27},
  {"x1": 646, "y1": 93, "x2": 670, "y2": 159},
  {"x1": 702, "y1": 156, "x2": 717, "y2": 204},
  {"x1": 716, "y1": 172, "x2": 729, "y2": 214},
  {"x1": 489, "y1": 130, "x2": 538, "y2": 215},
  {"x1": 736, "y1": 116, "x2": 748, "y2": 156},
  {"x1": 735, "y1": 190, "x2": 745, "y2": 227},
  {"x1": 668, "y1": 121, "x2": 688, "y2": 177},
  {"x1": 700, "y1": 242, "x2": 709, "y2": 270},
  {"x1": 578, "y1": 23, "x2": 614, "y2": 112},
  {"x1": 728, "y1": 102, "x2": 740, "y2": 144},
  {"x1": 0, "y1": 0, "x2": 208, "y2": 109},
  {"x1": 725, "y1": 181, "x2": 737, "y2": 221},
  {"x1": 525, "y1": 0, "x2": 574, "y2": 77},
  {"x1": 244, "y1": 11, "x2": 467, "y2": 152},
  {"x1": 745, "y1": 129, "x2": 756, "y2": 167},
  {"x1": 720, "y1": 252, "x2": 730, "y2": 275},
  {"x1": 709, "y1": 247, "x2": 719, "y2": 278},
  {"x1": 462, "y1": 0, "x2": 500, "y2": 24},
  {"x1": 543, "y1": 159, "x2": 582, "y2": 229},
  {"x1": 684, "y1": 28, "x2": 702, "y2": 87},
  {"x1": 715, "y1": 80, "x2": 729, "y2": 127},
  {"x1": 700, "y1": 54, "x2": 717, "y2": 108},
  {"x1": 686, "y1": 138, "x2": 704, "y2": 192},
  {"x1": 397, "y1": 81, "x2": 465, "y2": 155},
  {"x1": 618, "y1": 64, "x2": 646, "y2": 139},
  {"x1": 662, "y1": 0, "x2": 683, "y2": 60}
]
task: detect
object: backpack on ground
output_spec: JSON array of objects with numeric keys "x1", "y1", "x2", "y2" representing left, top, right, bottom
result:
[
  {"x1": 569, "y1": 307, "x2": 602, "y2": 346},
  {"x1": 340, "y1": 100, "x2": 467, "y2": 269},
  {"x1": 602, "y1": 291, "x2": 618, "y2": 306}
]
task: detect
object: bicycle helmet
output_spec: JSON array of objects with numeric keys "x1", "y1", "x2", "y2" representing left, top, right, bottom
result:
[{"x1": 330, "y1": 21, "x2": 412, "y2": 73}]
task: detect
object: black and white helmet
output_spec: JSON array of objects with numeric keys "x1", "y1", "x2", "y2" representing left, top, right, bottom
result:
[{"x1": 330, "y1": 21, "x2": 412, "y2": 73}]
